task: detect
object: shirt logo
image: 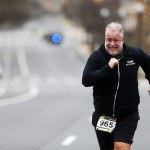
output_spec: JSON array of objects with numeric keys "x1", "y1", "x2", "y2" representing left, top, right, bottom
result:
[{"x1": 126, "y1": 60, "x2": 135, "y2": 66}]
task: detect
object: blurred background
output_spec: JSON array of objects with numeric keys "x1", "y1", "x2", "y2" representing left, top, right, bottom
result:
[{"x1": 0, "y1": 0, "x2": 149, "y2": 150}]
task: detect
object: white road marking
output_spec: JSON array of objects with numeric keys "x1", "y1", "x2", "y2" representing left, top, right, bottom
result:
[
  {"x1": 17, "y1": 48, "x2": 30, "y2": 78},
  {"x1": 0, "y1": 85, "x2": 39, "y2": 107},
  {"x1": 0, "y1": 49, "x2": 11, "y2": 96},
  {"x1": 61, "y1": 135, "x2": 77, "y2": 146}
]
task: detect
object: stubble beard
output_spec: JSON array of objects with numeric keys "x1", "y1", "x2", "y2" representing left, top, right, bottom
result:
[{"x1": 105, "y1": 43, "x2": 123, "y2": 56}]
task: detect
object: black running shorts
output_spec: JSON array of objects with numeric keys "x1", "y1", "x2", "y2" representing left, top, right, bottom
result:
[{"x1": 92, "y1": 111, "x2": 140, "y2": 150}]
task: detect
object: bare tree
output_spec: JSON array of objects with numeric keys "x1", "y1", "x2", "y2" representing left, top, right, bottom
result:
[
  {"x1": 0, "y1": 0, "x2": 42, "y2": 28},
  {"x1": 63, "y1": 0, "x2": 121, "y2": 50}
]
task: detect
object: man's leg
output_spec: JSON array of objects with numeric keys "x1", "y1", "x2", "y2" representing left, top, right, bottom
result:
[
  {"x1": 114, "y1": 142, "x2": 131, "y2": 150},
  {"x1": 95, "y1": 129, "x2": 114, "y2": 150}
]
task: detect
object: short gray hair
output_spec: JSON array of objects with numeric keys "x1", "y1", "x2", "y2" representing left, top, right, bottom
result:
[{"x1": 105, "y1": 22, "x2": 124, "y2": 37}]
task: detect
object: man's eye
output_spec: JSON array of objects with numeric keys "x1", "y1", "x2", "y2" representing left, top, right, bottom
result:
[{"x1": 114, "y1": 39, "x2": 119, "y2": 42}]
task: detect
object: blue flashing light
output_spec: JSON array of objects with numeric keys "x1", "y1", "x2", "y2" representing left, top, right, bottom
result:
[{"x1": 51, "y1": 33, "x2": 62, "y2": 44}]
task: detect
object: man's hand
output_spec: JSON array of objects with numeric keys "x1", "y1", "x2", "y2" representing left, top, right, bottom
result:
[
  {"x1": 108, "y1": 58, "x2": 119, "y2": 69},
  {"x1": 147, "y1": 86, "x2": 150, "y2": 95}
]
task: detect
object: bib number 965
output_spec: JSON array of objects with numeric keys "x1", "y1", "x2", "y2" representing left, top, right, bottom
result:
[{"x1": 96, "y1": 116, "x2": 116, "y2": 133}]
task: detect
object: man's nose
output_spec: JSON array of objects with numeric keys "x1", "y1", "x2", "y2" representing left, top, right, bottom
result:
[{"x1": 110, "y1": 40, "x2": 115, "y2": 45}]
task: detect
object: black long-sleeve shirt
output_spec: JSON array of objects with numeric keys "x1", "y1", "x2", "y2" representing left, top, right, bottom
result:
[{"x1": 82, "y1": 43, "x2": 150, "y2": 118}]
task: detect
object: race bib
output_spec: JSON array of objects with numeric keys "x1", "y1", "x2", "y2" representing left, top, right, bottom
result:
[{"x1": 96, "y1": 115, "x2": 117, "y2": 133}]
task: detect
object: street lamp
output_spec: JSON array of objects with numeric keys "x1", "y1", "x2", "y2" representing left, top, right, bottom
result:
[
  {"x1": 134, "y1": 2, "x2": 144, "y2": 13},
  {"x1": 118, "y1": 7, "x2": 127, "y2": 18},
  {"x1": 99, "y1": 7, "x2": 110, "y2": 18}
]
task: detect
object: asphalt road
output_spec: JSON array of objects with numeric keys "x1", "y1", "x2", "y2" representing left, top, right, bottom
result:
[{"x1": 0, "y1": 14, "x2": 149, "y2": 150}]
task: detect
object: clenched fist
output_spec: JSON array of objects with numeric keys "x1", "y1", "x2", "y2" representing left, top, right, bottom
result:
[{"x1": 108, "y1": 58, "x2": 119, "y2": 69}]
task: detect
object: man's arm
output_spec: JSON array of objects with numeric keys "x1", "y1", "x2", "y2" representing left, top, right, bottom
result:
[
  {"x1": 82, "y1": 53, "x2": 118, "y2": 87},
  {"x1": 139, "y1": 49, "x2": 150, "y2": 95}
]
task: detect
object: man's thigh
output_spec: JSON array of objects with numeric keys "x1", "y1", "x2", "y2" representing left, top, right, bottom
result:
[{"x1": 114, "y1": 111, "x2": 140, "y2": 145}]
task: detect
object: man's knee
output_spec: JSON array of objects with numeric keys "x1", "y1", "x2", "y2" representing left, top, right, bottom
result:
[{"x1": 114, "y1": 142, "x2": 130, "y2": 150}]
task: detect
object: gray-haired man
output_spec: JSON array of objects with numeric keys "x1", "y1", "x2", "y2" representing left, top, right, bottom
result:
[{"x1": 82, "y1": 22, "x2": 150, "y2": 150}]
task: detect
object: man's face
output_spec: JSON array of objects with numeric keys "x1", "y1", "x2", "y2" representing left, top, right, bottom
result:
[{"x1": 105, "y1": 30, "x2": 124, "y2": 56}]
